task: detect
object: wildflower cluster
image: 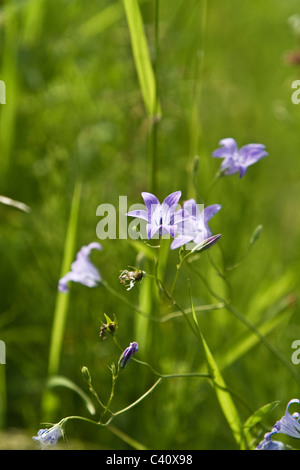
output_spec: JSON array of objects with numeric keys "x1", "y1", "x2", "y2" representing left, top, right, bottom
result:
[
  {"x1": 33, "y1": 137, "x2": 286, "y2": 451},
  {"x1": 126, "y1": 191, "x2": 221, "y2": 250}
]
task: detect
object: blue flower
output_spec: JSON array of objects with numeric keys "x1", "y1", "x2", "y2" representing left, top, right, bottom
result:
[
  {"x1": 212, "y1": 138, "x2": 268, "y2": 178},
  {"x1": 126, "y1": 191, "x2": 186, "y2": 240},
  {"x1": 119, "y1": 342, "x2": 139, "y2": 369},
  {"x1": 255, "y1": 438, "x2": 285, "y2": 450},
  {"x1": 256, "y1": 399, "x2": 300, "y2": 450},
  {"x1": 58, "y1": 242, "x2": 102, "y2": 293},
  {"x1": 170, "y1": 199, "x2": 221, "y2": 250},
  {"x1": 32, "y1": 426, "x2": 62, "y2": 450}
]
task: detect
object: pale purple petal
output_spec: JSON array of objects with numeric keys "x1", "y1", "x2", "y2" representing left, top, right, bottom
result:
[
  {"x1": 212, "y1": 138, "x2": 238, "y2": 158},
  {"x1": 171, "y1": 200, "x2": 221, "y2": 250},
  {"x1": 58, "y1": 242, "x2": 102, "y2": 293},
  {"x1": 193, "y1": 228, "x2": 211, "y2": 244},
  {"x1": 170, "y1": 235, "x2": 194, "y2": 250},
  {"x1": 161, "y1": 191, "x2": 181, "y2": 227},
  {"x1": 220, "y1": 158, "x2": 240, "y2": 175},
  {"x1": 203, "y1": 204, "x2": 222, "y2": 224},
  {"x1": 270, "y1": 399, "x2": 300, "y2": 439},
  {"x1": 126, "y1": 209, "x2": 149, "y2": 222},
  {"x1": 212, "y1": 138, "x2": 268, "y2": 177},
  {"x1": 239, "y1": 144, "x2": 268, "y2": 166},
  {"x1": 147, "y1": 223, "x2": 160, "y2": 240},
  {"x1": 183, "y1": 199, "x2": 201, "y2": 219},
  {"x1": 173, "y1": 208, "x2": 192, "y2": 225},
  {"x1": 33, "y1": 426, "x2": 62, "y2": 450},
  {"x1": 255, "y1": 438, "x2": 285, "y2": 450},
  {"x1": 162, "y1": 191, "x2": 182, "y2": 210},
  {"x1": 141, "y1": 192, "x2": 160, "y2": 213}
]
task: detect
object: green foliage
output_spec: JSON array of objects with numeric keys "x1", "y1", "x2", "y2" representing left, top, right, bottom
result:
[{"x1": 0, "y1": 0, "x2": 300, "y2": 450}]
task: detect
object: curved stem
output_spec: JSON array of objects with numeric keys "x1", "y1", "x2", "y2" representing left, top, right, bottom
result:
[
  {"x1": 189, "y1": 264, "x2": 300, "y2": 386},
  {"x1": 112, "y1": 378, "x2": 163, "y2": 418}
]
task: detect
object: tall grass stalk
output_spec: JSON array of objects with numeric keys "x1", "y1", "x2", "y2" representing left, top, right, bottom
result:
[
  {"x1": 0, "y1": 366, "x2": 6, "y2": 429},
  {"x1": 0, "y1": 5, "x2": 19, "y2": 185},
  {"x1": 42, "y1": 179, "x2": 82, "y2": 419},
  {"x1": 188, "y1": 286, "x2": 248, "y2": 448},
  {"x1": 187, "y1": 0, "x2": 208, "y2": 200},
  {"x1": 123, "y1": 0, "x2": 160, "y2": 193},
  {"x1": 47, "y1": 178, "x2": 82, "y2": 376}
]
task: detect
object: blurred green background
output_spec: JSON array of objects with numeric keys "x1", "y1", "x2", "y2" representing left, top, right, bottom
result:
[{"x1": 0, "y1": 0, "x2": 300, "y2": 450}]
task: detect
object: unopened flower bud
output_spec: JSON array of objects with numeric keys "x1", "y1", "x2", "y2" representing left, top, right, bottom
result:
[
  {"x1": 81, "y1": 366, "x2": 91, "y2": 384},
  {"x1": 119, "y1": 342, "x2": 139, "y2": 369}
]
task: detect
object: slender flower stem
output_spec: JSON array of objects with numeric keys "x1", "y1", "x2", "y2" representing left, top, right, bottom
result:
[
  {"x1": 102, "y1": 277, "x2": 222, "y2": 324},
  {"x1": 101, "y1": 370, "x2": 118, "y2": 421},
  {"x1": 87, "y1": 382, "x2": 107, "y2": 412},
  {"x1": 152, "y1": 274, "x2": 199, "y2": 337},
  {"x1": 189, "y1": 264, "x2": 300, "y2": 386},
  {"x1": 205, "y1": 169, "x2": 222, "y2": 203},
  {"x1": 171, "y1": 256, "x2": 184, "y2": 296},
  {"x1": 101, "y1": 279, "x2": 154, "y2": 320},
  {"x1": 112, "y1": 378, "x2": 162, "y2": 419}
]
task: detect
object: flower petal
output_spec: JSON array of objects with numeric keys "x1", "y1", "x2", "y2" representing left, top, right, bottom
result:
[
  {"x1": 183, "y1": 199, "x2": 201, "y2": 219},
  {"x1": 162, "y1": 191, "x2": 182, "y2": 210},
  {"x1": 126, "y1": 209, "x2": 149, "y2": 222},
  {"x1": 147, "y1": 223, "x2": 161, "y2": 240},
  {"x1": 170, "y1": 235, "x2": 194, "y2": 250},
  {"x1": 212, "y1": 138, "x2": 238, "y2": 158},
  {"x1": 58, "y1": 242, "x2": 102, "y2": 292},
  {"x1": 203, "y1": 204, "x2": 222, "y2": 224},
  {"x1": 141, "y1": 192, "x2": 160, "y2": 213}
]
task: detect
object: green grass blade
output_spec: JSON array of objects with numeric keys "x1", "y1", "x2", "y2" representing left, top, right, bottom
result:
[
  {"x1": 243, "y1": 401, "x2": 279, "y2": 430},
  {"x1": 200, "y1": 334, "x2": 246, "y2": 448},
  {"x1": 79, "y1": 1, "x2": 124, "y2": 38},
  {"x1": 123, "y1": 0, "x2": 160, "y2": 117},
  {"x1": 0, "y1": 366, "x2": 6, "y2": 429},
  {"x1": 189, "y1": 287, "x2": 245, "y2": 448},
  {"x1": 0, "y1": 5, "x2": 18, "y2": 182},
  {"x1": 47, "y1": 178, "x2": 82, "y2": 376},
  {"x1": 46, "y1": 375, "x2": 96, "y2": 416},
  {"x1": 218, "y1": 307, "x2": 293, "y2": 371},
  {"x1": 108, "y1": 424, "x2": 148, "y2": 450}
]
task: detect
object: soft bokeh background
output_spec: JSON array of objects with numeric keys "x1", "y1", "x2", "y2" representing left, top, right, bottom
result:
[{"x1": 0, "y1": 0, "x2": 300, "y2": 450}]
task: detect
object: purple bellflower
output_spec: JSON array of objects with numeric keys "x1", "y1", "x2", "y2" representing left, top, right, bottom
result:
[
  {"x1": 255, "y1": 439, "x2": 285, "y2": 450},
  {"x1": 119, "y1": 342, "x2": 139, "y2": 369},
  {"x1": 171, "y1": 199, "x2": 221, "y2": 250},
  {"x1": 58, "y1": 242, "x2": 102, "y2": 293},
  {"x1": 32, "y1": 426, "x2": 62, "y2": 450},
  {"x1": 256, "y1": 399, "x2": 300, "y2": 450},
  {"x1": 126, "y1": 191, "x2": 186, "y2": 240},
  {"x1": 212, "y1": 138, "x2": 268, "y2": 178}
]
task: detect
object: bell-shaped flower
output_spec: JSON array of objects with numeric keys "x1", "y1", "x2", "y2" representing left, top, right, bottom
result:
[
  {"x1": 32, "y1": 426, "x2": 62, "y2": 450},
  {"x1": 170, "y1": 199, "x2": 221, "y2": 250},
  {"x1": 126, "y1": 191, "x2": 186, "y2": 240},
  {"x1": 58, "y1": 242, "x2": 102, "y2": 293},
  {"x1": 119, "y1": 342, "x2": 139, "y2": 369},
  {"x1": 212, "y1": 138, "x2": 268, "y2": 177},
  {"x1": 255, "y1": 438, "x2": 285, "y2": 450}
]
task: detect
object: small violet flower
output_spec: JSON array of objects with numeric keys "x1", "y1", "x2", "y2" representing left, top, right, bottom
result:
[
  {"x1": 255, "y1": 439, "x2": 285, "y2": 450},
  {"x1": 126, "y1": 191, "x2": 186, "y2": 240},
  {"x1": 119, "y1": 342, "x2": 139, "y2": 369},
  {"x1": 170, "y1": 199, "x2": 221, "y2": 250},
  {"x1": 212, "y1": 138, "x2": 268, "y2": 178},
  {"x1": 32, "y1": 426, "x2": 62, "y2": 450},
  {"x1": 58, "y1": 242, "x2": 102, "y2": 293},
  {"x1": 256, "y1": 399, "x2": 300, "y2": 450}
]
